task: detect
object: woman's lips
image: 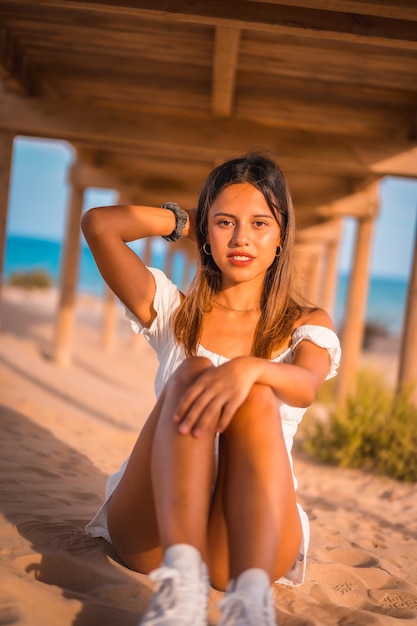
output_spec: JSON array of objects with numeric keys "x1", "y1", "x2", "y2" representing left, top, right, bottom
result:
[{"x1": 227, "y1": 254, "x2": 255, "y2": 266}]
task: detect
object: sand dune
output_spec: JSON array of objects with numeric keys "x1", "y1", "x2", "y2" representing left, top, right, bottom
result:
[{"x1": 0, "y1": 286, "x2": 416, "y2": 625}]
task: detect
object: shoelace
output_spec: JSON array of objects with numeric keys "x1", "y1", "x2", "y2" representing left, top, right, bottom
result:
[
  {"x1": 144, "y1": 566, "x2": 181, "y2": 617},
  {"x1": 142, "y1": 565, "x2": 208, "y2": 624},
  {"x1": 218, "y1": 591, "x2": 274, "y2": 626}
]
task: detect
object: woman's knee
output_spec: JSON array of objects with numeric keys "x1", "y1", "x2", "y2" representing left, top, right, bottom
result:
[
  {"x1": 167, "y1": 356, "x2": 213, "y2": 392},
  {"x1": 223, "y1": 384, "x2": 283, "y2": 442},
  {"x1": 245, "y1": 383, "x2": 277, "y2": 410},
  {"x1": 238, "y1": 384, "x2": 279, "y2": 425}
]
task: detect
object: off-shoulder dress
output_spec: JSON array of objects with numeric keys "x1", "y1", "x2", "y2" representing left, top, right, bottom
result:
[{"x1": 86, "y1": 267, "x2": 341, "y2": 587}]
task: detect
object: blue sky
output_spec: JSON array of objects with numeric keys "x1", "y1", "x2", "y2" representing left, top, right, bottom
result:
[{"x1": 6, "y1": 136, "x2": 417, "y2": 280}]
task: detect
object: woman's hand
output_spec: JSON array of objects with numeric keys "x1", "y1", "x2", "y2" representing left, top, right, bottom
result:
[{"x1": 173, "y1": 356, "x2": 264, "y2": 437}]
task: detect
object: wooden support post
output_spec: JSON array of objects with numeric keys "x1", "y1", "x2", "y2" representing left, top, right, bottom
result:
[
  {"x1": 294, "y1": 241, "x2": 323, "y2": 306},
  {"x1": 293, "y1": 243, "x2": 309, "y2": 303},
  {"x1": 0, "y1": 131, "x2": 14, "y2": 316},
  {"x1": 52, "y1": 175, "x2": 85, "y2": 365},
  {"x1": 100, "y1": 190, "x2": 123, "y2": 351},
  {"x1": 335, "y1": 212, "x2": 377, "y2": 404},
  {"x1": 322, "y1": 234, "x2": 341, "y2": 317},
  {"x1": 398, "y1": 221, "x2": 417, "y2": 402},
  {"x1": 143, "y1": 237, "x2": 153, "y2": 266},
  {"x1": 307, "y1": 246, "x2": 323, "y2": 306},
  {"x1": 164, "y1": 244, "x2": 174, "y2": 280}
]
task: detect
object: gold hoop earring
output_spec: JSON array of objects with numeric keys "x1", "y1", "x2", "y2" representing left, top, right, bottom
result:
[
  {"x1": 203, "y1": 242, "x2": 212, "y2": 255},
  {"x1": 275, "y1": 245, "x2": 282, "y2": 258}
]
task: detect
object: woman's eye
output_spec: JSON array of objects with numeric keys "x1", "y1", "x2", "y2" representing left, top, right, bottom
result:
[
  {"x1": 254, "y1": 221, "x2": 267, "y2": 227},
  {"x1": 218, "y1": 220, "x2": 233, "y2": 227}
]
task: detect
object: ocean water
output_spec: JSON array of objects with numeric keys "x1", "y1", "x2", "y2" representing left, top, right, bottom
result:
[
  {"x1": 3, "y1": 234, "x2": 191, "y2": 298},
  {"x1": 4, "y1": 234, "x2": 408, "y2": 337}
]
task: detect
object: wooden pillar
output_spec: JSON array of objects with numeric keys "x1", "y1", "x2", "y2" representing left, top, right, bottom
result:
[
  {"x1": 143, "y1": 237, "x2": 153, "y2": 266},
  {"x1": 0, "y1": 131, "x2": 14, "y2": 310},
  {"x1": 398, "y1": 221, "x2": 417, "y2": 402},
  {"x1": 307, "y1": 246, "x2": 323, "y2": 306},
  {"x1": 293, "y1": 242, "x2": 308, "y2": 302},
  {"x1": 164, "y1": 244, "x2": 174, "y2": 280},
  {"x1": 100, "y1": 190, "x2": 124, "y2": 351},
  {"x1": 321, "y1": 233, "x2": 341, "y2": 317},
  {"x1": 113, "y1": 191, "x2": 144, "y2": 351},
  {"x1": 52, "y1": 168, "x2": 85, "y2": 365},
  {"x1": 335, "y1": 212, "x2": 377, "y2": 404},
  {"x1": 294, "y1": 241, "x2": 323, "y2": 306},
  {"x1": 296, "y1": 219, "x2": 343, "y2": 314}
]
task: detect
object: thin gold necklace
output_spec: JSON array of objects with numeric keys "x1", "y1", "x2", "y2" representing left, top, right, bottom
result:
[{"x1": 212, "y1": 299, "x2": 261, "y2": 313}]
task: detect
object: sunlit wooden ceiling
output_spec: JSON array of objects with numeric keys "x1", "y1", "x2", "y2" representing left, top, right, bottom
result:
[{"x1": 0, "y1": 1, "x2": 416, "y2": 228}]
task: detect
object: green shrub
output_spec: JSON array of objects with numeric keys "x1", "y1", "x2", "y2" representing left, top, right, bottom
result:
[
  {"x1": 303, "y1": 369, "x2": 417, "y2": 482},
  {"x1": 8, "y1": 270, "x2": 53, "y2": 289}
]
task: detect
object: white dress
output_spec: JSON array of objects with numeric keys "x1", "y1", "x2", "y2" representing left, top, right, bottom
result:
[{"x1": 86, "y1": 267, "x2": 341, "y2": 586}]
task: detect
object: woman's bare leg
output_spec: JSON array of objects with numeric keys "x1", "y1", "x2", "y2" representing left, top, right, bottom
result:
[
  {"x1": 107, "y1": 356, "x2": 216, "y2": 573},
  {"x1": 207, "y1": 383, "x2": 302, "y2": 590}
]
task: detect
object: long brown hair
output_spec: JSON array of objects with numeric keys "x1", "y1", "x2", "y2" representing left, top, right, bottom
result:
[{"x1": 173, "y1": 152, "x2": 302, "y2": 358}]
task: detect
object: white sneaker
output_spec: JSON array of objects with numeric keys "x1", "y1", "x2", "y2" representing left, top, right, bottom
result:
[
  {"x1": 217, "y1": 569, "x2": 277, "y2": 626},
  {"x1": 137, "y1": 544, "x2": 209, "y2": 626}
]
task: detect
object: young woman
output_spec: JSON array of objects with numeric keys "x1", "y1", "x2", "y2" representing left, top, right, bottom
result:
[{"x1": 82, "y1": 153, "x2": 341, "y2": 626}]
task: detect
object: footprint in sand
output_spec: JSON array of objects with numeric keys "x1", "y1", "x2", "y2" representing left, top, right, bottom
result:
[
  {"x1": 325, "y1": 547, "x2": 380, "y2": 569},
  {"x1": 308, "y1": 562, "x2": 372, "y2": 610},
  {"x1": 308, "y1": 546, "x2": 417, "y2": 621},
  {"x1": 369, "y1": 590, "x2": 417, "y2": 619}
]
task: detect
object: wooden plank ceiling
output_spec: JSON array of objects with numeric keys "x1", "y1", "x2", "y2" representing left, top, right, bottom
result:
[{"x1": 0, "y1": 0, "x2": 416, "y2": 228}]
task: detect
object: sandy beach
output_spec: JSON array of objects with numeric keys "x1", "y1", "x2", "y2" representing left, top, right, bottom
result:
[{"x1": 0, "y1": 286, "x2": 416, "y2": 626}]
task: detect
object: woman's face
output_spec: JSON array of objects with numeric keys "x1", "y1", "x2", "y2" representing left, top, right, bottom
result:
[{"x1": 207, "y1": 182, "x2": 281, "y2": 289}]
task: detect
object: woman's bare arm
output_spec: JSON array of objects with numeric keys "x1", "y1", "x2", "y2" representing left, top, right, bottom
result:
[
  {"x1": 173, "y1": 308, "x2": 336, "y2": 436},
  {"x1": 81, "y1": 204, "x2": 190, "y2": 326}
]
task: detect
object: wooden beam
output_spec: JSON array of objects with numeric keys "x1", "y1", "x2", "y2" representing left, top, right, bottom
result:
[
  {"x1": 237, "y1": 38, "x2": 417, "y2": 98},
  {"x1": 15, "y1": 0, "x2": 417, "y2": 50},
  {"x1": 0, "y1": 92, "x2": 416, "y2": 179},
  {"x1": 3, "y1": 5, "x2": 416, "y2": 98},
  {"x1": 89, "y1": 152, "x2": 212, "y2": 190},
  {"x1": 69, "y1": 159, "x2": 124, "y2": 191},
  {"x1": 317, "y1": 182, "x2": 381, "y2": 219},
  {"x1": 370, "y1": 147, "x2": 417, "y2": 179},
  {"x1": 71, "y1": 154, "x2": 351, "y2": 214},
  {"x1": 244, "y1": 0, "x2": 417, "y2": 22},
  {"x1": 212, "y1": 26, "x2": 241, "y2": 117},
  {"x1": 0, "y1": 25, "x2": 41, "y2": 96},
  {"x1": 0, "y1": 66, "x2": 26, "y2": 94},
  {"x1": 296, "y1": 218, "x2": 343, "y2": 243},
  {"x1": 68, "y1": 153, "x2": 211, "y2": 204}
]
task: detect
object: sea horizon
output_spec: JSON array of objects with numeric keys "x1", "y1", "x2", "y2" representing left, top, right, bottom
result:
[{"x1": 3, "y1": 233, "x2": 409, "y2": 337}]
